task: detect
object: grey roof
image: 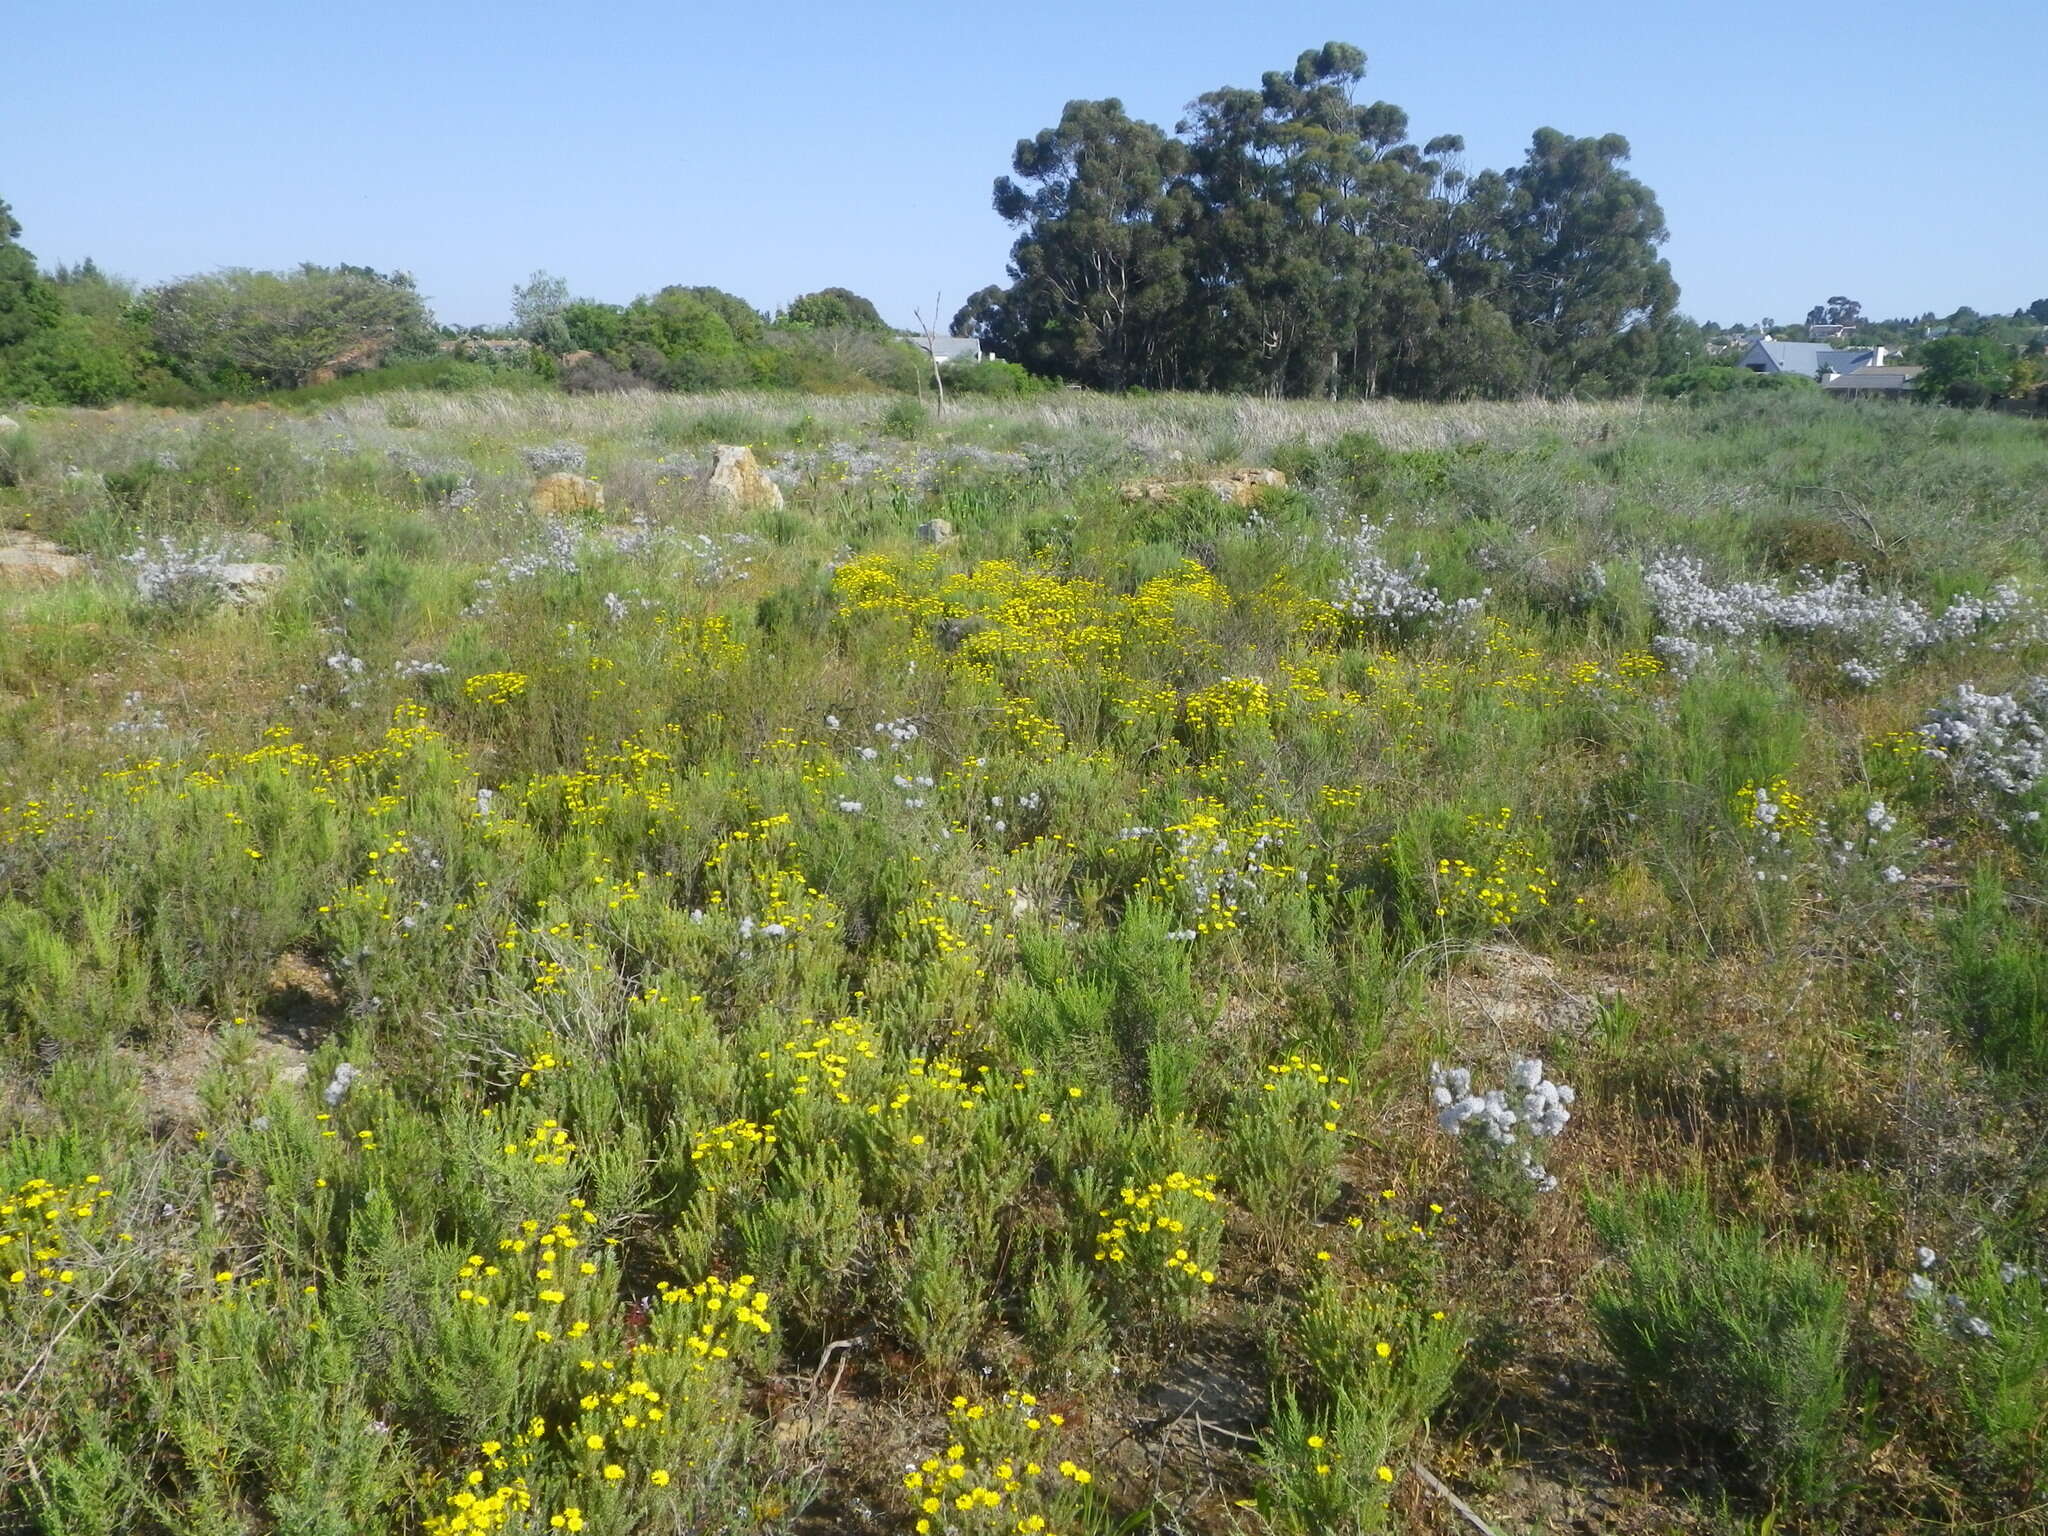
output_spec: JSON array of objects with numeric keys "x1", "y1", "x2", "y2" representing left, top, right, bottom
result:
[
  {"x1": 902, "y1": 335, "x2": 983, "y2": 362},
  {"x1": 1823, "y1": 366, "x2": 1922, "y2": 392},
  {"x1": 1743, "y1": 339, "x2": 1880, "y2": 376}
]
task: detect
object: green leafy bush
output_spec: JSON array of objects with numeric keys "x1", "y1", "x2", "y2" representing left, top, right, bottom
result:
[{"x1": 1586, "y1": 1179, "x2": 1850, "y2": 1505}]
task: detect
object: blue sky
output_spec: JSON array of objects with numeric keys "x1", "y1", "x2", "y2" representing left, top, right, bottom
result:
[{"x1": 8, "y1": 0, "x2": 2045, "y2": 331}]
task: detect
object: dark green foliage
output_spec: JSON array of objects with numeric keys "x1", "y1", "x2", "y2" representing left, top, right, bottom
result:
[
  {"x1": 0, "y1": 197, "x2": 61, "y2": 352},
  {"x1": 941, "y1": 358, "x2": 1046, "y2": 396},
  {"x1": 779, "y1": 287, "x2": 889, "y2": 332},
  {"x1": 143, "y1": 264, "x2": 434, "y2": 391},
  {"x1": 1914, "y1": 333, "x2": 2019, "y2": 407},
  {"x1": 978, "y1": 46, "x2": 1675, "y2": 398},
  {"x1": 1948, "y1": 869, "x2": 2048, "y2": 1078},
  {"x1": 1656, "y1": 364, "x2": 1818, "y2": 398},
  {"x1": 1587, "y1": 1180, "x2": 1850, "y2": 1506}
]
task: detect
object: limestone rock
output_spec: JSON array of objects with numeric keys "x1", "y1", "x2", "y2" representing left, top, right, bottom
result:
[
  {"x1": 915, "y1": 518, "x2": 957, "y2": 546},
  {"x1": 0, "y1": 415, "x2": 20, "y2": 435},
  {"x1": 217, "y1": 563, "x2": 287, "y2": 605},
  {"x1": 1120, "y1": 466, "x2": 1286, "y2": 508},
  {"x1": 0, "y1": 531, "x2": 83, "y2": 585},
  {"x1": 529, "y1": 472, "x2": 605, "y2": 517},
  {"x1": 703, "y1": 445, "x2": 784, "y2": 510},
  {"x1": 1206, "y1": 467, "x2": 1286, "y2": 505}
]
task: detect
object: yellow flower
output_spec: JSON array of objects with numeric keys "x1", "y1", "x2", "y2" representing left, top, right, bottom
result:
[{"x1": 650, "y1": 1469, "x2": 670, "y2": 1487}]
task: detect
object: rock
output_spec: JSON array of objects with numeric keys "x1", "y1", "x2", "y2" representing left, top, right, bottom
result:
[
  {"x1": 1207, "y1": 467, "x2": 1286, "y2": 505},
  {"x1": 217, "y1": 563, "x2": 287, "y2": 605},
  {"x1": 0, "y1": 415, "x2": 19, "y2": 434},
  {"x1": 1120, "y1": 466, "x2": 1286, "y2": 507},
  {"x1": 702, "y1": 445, "x2": 784, "y2": 510},
  {"x1": 915, "y1": 518, "x2": 957, "y2": 546},
  {"x1": 529, "y1": 472, "x2": 605, "y2": 517},
  {"x1": 0, "y1": 531, "x2": 83, "y2": 585}
]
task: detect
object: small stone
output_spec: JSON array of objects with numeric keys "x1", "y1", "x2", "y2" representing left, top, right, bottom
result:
[
  {"x1": 0, "y1": 414, "x2": 20, "y2": 434},
  {"x1": 529, "y1": 472, "x2": 605, "y2": 516},
  {"x1": 916, "y1": 518, "x2": 957, "y2": 546}
]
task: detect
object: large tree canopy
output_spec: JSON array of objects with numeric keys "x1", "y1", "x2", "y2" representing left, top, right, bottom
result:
[
  {"x1": 144, "y1": 264, "x2": 433, "y2": 390},
  {"x1": 977, "y1": 45, "x2": 1677, "y2": 398},
  {"x1": 0, "y1": 198, "x2": 61, "y2": 351}
]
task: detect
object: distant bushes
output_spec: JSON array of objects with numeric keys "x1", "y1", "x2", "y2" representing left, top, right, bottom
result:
[
  {"x1": 274, "y1": 357, "x2": 550, "y2": 406},
  {"x1": 1655, "y1": 364, "x2": 1819, "y2": 398},
  {"x1": 941, "y1": 358, "x2": 1049, "y2": 397}
]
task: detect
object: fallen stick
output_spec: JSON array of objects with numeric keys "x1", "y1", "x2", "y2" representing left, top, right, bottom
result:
[{"x1": 1410, "y1": 1461, "x2": 1503, "y2": 1536}]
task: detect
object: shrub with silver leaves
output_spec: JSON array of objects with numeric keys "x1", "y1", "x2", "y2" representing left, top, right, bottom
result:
[
  {"x1": 1332, "y1": 520, "x2": 1486, "y2": 637},
  {"x1": 124, "y1": 536, "x2": 237, "y2": 612},
  {"x1": 1918, "y1": 679, "x2": 2048, "y2": 806},
  {"x1": 1430, "y1": 1057, "x2": 1574, "y2": 1194},
  {"x1": 1645, "y1": 555, "x2": 2034, "y2": 682}
]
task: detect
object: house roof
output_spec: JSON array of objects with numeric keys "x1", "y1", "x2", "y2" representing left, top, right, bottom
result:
[
  {"x1": 1744, "y1": 339, "x2": 1880, "y2": 375},
  {"x1": 1822, "y1": 366, "x2": 1923, "y2": 392},
  {"x1": 902, "y1": 335, "x2": 983, "y2": 361}
]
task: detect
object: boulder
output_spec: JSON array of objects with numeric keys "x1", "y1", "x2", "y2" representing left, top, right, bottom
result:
[
  {"x1": 530, "y1": 472, "x2": 605, "y2": 517},
  {"x1": 0, "y1": 531, "x2": 82, "y2": 585},
  {"x1": 915, "y1": 518, "x2": 957, "y2": 546},
  {"x1": 217, "y1": 563, "x2": 287, "y2": 605},
  {"x1": 703, "y1": 445, "x2": 784, "y2": 510},
  {"x1": 0, "y1": 415, "x2": 19, "y2": 435},
  {"x1": 1120, "y1": 466, "x2": 1286, "y2": 508}
]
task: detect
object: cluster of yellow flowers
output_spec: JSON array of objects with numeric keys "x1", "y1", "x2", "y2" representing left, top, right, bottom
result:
[
  {"x1": 902, "y1": 1393, "x2": 1101, "y2": 1536},
  {"x1": 1431, "y1": 808, "x2": 1562, "y2": 926},
  {"x1": 832, "y1": 555, "x2": 1228, "y2": 699},
  {"x1": 1093, "y1": 1171, "x2": 1222, "y2": 1289},
  {"x1": 2, "y1": 1174, "x2": 124, "y2": 1298},
  {"x1": 456, "y1": 1202, "x2": 611, "y2": 1340},
  {"x1": 1184, "y1": 676, "x2": 1273, "y2": 738},
  {"x1": 1125, "y1": 799, "x2": 1309, "y2": 939},
  {"x1": 687, "y1": 1119, "x2": 777, "y2": 1192},
  {"x1": 1262, "y1": 1053, "x2": 1348, "y2": 1135},
  {"x1": 462, "y1": 672, "x2": 530, "y2": 706},
  {"x1": 505, "y1": 1119, "x2": 578, "y2": 1168},
  {"x1": 701, "y1": 814, "x2": 842, "y2": 940},
  {"x1": 1734, "y1": 775, "x2": 1818, "y2": 837},
  {"x1": 427, "y1": 1270, "x2": 773, "y2": 1532},
  {"x1": 655, "y1": 612, "x2": 747, "y2": 680}
]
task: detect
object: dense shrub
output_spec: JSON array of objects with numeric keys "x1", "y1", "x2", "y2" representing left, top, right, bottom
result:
[
  {"x1": 1587, "y1": 1180, "x2": 1850, "y2": 1505},
  {"x1": 1655, "y1": 364, "x2": 1819, "y2": 398}
]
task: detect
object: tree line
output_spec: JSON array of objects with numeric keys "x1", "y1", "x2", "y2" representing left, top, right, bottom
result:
[{"x1": 4, "y1": 37, "x2": 2044, "y2": 408}]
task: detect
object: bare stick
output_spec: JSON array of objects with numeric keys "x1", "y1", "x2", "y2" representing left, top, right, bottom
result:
[{"x1": 1409, "y1": 1461, "x2": 1504, "y2": 1536}]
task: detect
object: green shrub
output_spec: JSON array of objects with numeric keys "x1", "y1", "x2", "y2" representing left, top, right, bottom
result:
[
  {"x1": 1586, "y1": 1179, "x2": 1850, "y2": 1506},
  {"x1": 879, "y1": 397, "x2": 927, "y2": 439},
  {"x1": 1947, "y1": 869, "x2": 2048, "y2": 1079},
  {"x1": 943, "y1": 358, "x2": 1046, "y2": 396},
  {"x1": 1906, "y1": 1244, "x2": 2048, "y2": 1498},
  {"x1": 1656, "y1": 365, "x2": 1820, "y2": 398}
]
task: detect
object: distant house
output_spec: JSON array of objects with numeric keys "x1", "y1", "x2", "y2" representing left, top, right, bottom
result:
[
  {"x1": 1822, "y1": 365, "x2": 1924, "y2": 399},
  {"x1": 1806, "y1": 322, "x2": 1857, "y2": 341},
  {"x1": 1739, "y1": 337, "x2": 1889, "y2": 379},
  {"x1": 902, "y1": 335, "x2": 984, "y2": 367}
]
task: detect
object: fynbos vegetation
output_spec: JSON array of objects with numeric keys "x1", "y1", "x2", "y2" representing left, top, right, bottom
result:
[{"x1": 2, "y1": 383, "x2": 2045, "y2": 1532}]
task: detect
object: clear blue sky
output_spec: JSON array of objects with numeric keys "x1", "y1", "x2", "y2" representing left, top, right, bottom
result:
[{"x1": 8, "y1": 0, "x2": 2045, "y2": 331}]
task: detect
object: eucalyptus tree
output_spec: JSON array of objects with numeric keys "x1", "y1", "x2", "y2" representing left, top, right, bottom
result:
[{"x1": 991, "y1": 98, "x2": 1194, "y2": 389}]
